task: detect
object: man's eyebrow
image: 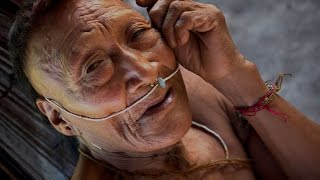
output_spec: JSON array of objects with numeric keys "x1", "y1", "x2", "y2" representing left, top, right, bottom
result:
[
  {"x1": 125, "y1": 18, "x2": 150, "y2": 32},
  {"x1": 78, "y1": 48, "x2": 104, "y2": 67},
  {"x1": 60, "y1": 23, "x2": 94, "y2": 52},
  {"x1": 58, "y1": 21, "x2": 99, "y2": 75}
]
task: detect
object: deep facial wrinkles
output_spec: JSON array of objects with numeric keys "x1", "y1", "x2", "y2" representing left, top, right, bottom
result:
[
  {"x1": 61, "y1": 6, "x2": 136, "y2": 98},
  {"x1": 124, "y1": 111, "x2": 146, "y2": 143},
  {"x1": 118, "y1": 113, "x2": 138, "y2": 147},
  {"x1": 56, "y1": 8, "x2": 115, "y2": 96}
]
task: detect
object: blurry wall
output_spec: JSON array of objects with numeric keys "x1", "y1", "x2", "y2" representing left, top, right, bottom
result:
[
  {"x1": 127, "y1": 0, "x2": 320, "y2": 121},
  {"x1": 220, "y1": 0, "x2": 320, "y2": 121}
]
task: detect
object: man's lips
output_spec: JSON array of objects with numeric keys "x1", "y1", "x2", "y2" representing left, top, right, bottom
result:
[
  {"x1": 143, "y1": 88, "x2": 173, "y2": 116},
  {"x1": 132, "y1": 87, "x2": 174, "y2": 121}
]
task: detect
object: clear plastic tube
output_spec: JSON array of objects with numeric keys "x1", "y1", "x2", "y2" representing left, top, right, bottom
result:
[{"x1": 45, "y1": 66, "x2": 180, "y2": 122}]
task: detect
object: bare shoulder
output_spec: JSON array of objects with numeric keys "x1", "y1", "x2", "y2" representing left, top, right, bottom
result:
[
  {"x1": 181, "y1": 67, "x2": 287, "y2": 179},
  {"x1": 180, "y1": 67, "x2": 250, "y2": 157},
  {"x1": 181, "y1": 66, "x2": 238, "y2": 129}
]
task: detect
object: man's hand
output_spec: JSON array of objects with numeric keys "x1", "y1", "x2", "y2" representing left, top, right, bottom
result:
[{"x1": 137, "y1": 0, "x2": 244, "y2": 82}]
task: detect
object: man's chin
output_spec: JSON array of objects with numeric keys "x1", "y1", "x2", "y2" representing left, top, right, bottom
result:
[{"x1": 136, "y1": 116, "x2": 192, "y2": 154}]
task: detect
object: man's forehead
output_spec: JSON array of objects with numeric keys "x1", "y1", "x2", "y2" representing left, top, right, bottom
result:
[
  {"x1": 55, "y1": 0, "x2": 139, "y2": 51},
  {"x1": 71, "y1": 0, "x2": 129, "y2": 18},
  {"x1": 28, "y1": 0, "x2": 133, "y2": 89},
  {"x1": 34, "y1": 0, "x2": 136, "y2": 52},
  {"x1": 31, "y1": 0, "x2": 139, "y2": 62},
  {"x1": 49, "y1": 0, "x2": 129, "y2": 29}
]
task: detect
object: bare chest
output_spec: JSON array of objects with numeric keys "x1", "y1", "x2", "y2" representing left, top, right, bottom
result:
[
  {"x1": 128, "y1": 127, "x2": 255, "y2": 180},
  {"x1": 73, "y1": 125, "x2": 255, "y2": 180}
]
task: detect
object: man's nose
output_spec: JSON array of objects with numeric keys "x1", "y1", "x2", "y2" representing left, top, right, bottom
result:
[{"x1": 119, "y1": 49, "x2": 160, "y2": 94}]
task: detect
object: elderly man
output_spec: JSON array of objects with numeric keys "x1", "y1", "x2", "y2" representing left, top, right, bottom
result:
[{"x1": 9, "y1": 0, "x2": 320, "y2": 179}]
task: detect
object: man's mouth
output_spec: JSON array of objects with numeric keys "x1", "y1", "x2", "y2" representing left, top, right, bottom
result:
[{"x1": 142, "y1": 88, "x2": 174, "y2": 117}]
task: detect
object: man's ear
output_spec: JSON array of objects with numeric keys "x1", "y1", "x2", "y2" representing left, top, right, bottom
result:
[{"x1": 36, "y1": 97, "x2": 77, "y2": 136}]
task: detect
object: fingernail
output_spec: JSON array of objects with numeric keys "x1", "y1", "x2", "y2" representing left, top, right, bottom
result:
[
  {"x1": 170, "y1": 39, "x2": 177, "y2": 48},
  {"x1": 178, "y1": 36, "x2": 185, "y2": 46}
]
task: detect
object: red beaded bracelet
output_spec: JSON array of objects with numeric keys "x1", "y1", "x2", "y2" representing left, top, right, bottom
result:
[{"x1": 235, "y1": 73, "x2": 292, "y2": 122}]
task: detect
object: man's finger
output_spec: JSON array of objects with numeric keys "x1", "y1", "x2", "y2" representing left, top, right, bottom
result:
[
  {"x1": 148, "y1": 0, "x2": 175, "y2": 29},
  {"x1": 174, "y1": 11, "x2": 193, "y2": 46},
  {"x1": 162, "y1": 0, "x2": 193, "y2": 48},
  {"x1": 175, "y1": 6, "x2": 222, "y2": 46},
  {"x1": 136, "y1": 0, "x2": 158, "y2": 7}
]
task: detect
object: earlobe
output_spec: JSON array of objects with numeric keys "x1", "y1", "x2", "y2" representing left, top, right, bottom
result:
[
  {"x1": 36, "y1": 97, "x2": 49, "y2": 116},
  {"x1": 36, "y1": 97, "x2": 77, "y2": 136}
]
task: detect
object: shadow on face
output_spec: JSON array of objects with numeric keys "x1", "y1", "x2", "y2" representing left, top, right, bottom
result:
[{"x1": 28, "y1": 0, "x2": 192, "y2": 154}]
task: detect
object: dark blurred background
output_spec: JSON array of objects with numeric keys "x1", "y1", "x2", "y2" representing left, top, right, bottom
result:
[
  {"x1": 127, "y1": 0, "x2": 320, "y2": 121},
  {"x1": 0, "y1": 0, "x2": 319, "y2": 179}
]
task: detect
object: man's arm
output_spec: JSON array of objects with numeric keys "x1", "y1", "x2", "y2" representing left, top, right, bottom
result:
[
  {"x1": 137, "y1": 0, "x2": 320, "y2": 178},
  {"x1": 211, "y1": 59, "x2": 320, "y2": 179},
  {"x1": 181, "y1": 67, "x2": 287, "y2": 179}
]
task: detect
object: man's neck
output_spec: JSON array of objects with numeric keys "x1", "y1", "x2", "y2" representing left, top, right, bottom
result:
[{"x1": 79, "y1": 135, "x2": 192, "y2": 173}]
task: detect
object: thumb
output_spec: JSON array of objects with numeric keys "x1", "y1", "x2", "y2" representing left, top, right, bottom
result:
[{"x1": 135, "y1": 0, "x2": 158, "y2": 7}]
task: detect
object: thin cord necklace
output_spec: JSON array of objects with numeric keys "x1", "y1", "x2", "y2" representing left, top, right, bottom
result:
[{"x1": 78, "y1": 122, "x2": 251, "y2": 177}]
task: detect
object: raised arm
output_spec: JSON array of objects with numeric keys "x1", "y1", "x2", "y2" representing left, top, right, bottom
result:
[
  {"x1": 138, "y1": 0, "x2": 320, "y2": 178},
  {"x1": 210, "y1": 60, "x2": 320, "y2": 179}
]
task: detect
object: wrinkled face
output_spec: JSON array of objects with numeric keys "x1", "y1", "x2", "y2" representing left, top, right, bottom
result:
[{"x1": 27, "y1": 0, "x2": 192, "y2": 154}]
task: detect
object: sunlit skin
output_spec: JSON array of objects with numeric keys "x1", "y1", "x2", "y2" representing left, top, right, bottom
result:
[
  {"x1": 28, "y1": 0, "x2": 194, "y2": 154},
  {"x1": 25, "y1": 0, "x2": 256, "y2": 178},
  {"x1": 23, "y1": 0, "x2": 320, "y2": 179}
]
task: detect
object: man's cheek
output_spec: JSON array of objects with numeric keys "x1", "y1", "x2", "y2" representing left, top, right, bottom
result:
[{"x1": 153, "y1": 40, "x2": 177, "y2": 69}]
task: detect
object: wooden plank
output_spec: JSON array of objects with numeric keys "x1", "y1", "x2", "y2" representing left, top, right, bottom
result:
[
  {"x1": 0, "y1": 47, "x2": 12, "y2": 67},
  {"x1": 0, "y1": 140, "x2": 33, "y2": 179},
  {"x1": 0, "y1": 1, "x2": 78, "y2": 179},
  {"x1": 0, "y1": 94, "x2": 78, "y2": 176},
  {"x1": 0, "y1": 114, "x2": 70, "y2": 180}
]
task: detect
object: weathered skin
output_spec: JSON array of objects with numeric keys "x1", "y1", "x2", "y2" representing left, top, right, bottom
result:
[
  {"x1": 25, "y1": 0, "x2": 320, "y2": 179},
  {"x1": 26, "y1": 0, "x2": 255, "y2": 178}
]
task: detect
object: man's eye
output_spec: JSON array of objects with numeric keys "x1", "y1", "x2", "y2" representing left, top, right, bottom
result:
[
  {"x1": 86, "y1": 60, "x2": 103, "y2": 74},
  {"x1": 132, "y1": 28, "x2": 147, "y2": 40}
]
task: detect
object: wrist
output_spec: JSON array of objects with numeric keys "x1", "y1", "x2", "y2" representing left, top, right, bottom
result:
[{"x1": 208, "y1": 59, "x2": 269, "y2": 107}]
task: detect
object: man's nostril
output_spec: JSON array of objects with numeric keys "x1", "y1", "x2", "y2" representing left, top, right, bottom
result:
[{"x1": 127, "y1": 76, "x2": 144, "y2": 94}]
